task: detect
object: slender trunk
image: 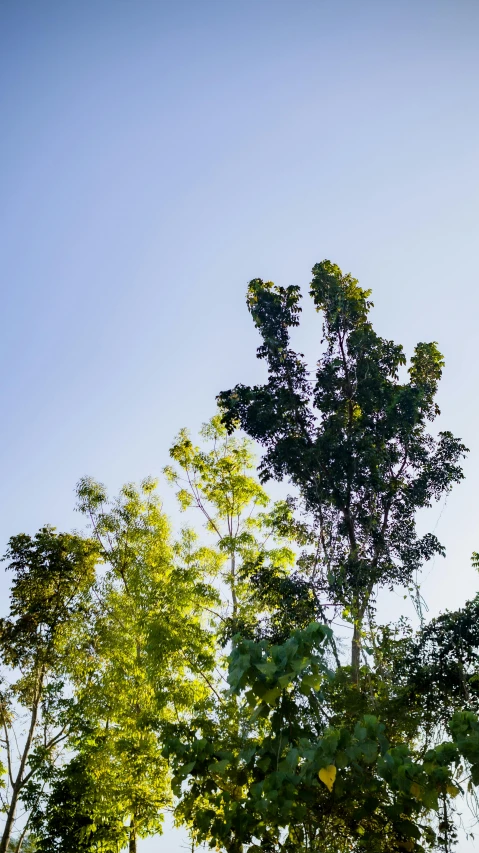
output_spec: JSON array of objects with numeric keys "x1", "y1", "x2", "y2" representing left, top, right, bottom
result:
[
  {"x1": 129, "y1": 816, "x2": 137, "y2": 853},
  {"x1": 458, "y1": 655, "x2": 470, "y2": 702},
  {"x1": 350, "y1": 589, "x2": 363, "y2": 684},
  {"x1": 351, "y1": 622, "x2": 361, "y2": 684},
  {"x1": 0, "y1": 804, "x2": 18, "y2": 853},
  {"x1": 0, "y1": 680, "x2": 42, "y2": 853},
  {"x1": 351, "y1": 604, "x2": 365, "y2": 684},
  {"x1": 443, "y1": 796, "x2": 449, "y2": 853},
  {"x1": 230, "y1": 553, "x2": 238, "y2": 620},
  {"x1": 351, "y1": 585, "x2": 375, "y2": 683}
]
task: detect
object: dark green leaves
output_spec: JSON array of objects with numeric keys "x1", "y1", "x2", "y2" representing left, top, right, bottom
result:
[
  {"x1": 1, "y1": 527, "x2": 98, "y2": 668},
  {"x1": 219, "y1": 260, "x2": 467, "y2": 634}
]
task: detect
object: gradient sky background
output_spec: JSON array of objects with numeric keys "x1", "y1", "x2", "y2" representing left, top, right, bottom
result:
[{"x1": 1, "y1": 1, "x2": 479, "y2": 849}]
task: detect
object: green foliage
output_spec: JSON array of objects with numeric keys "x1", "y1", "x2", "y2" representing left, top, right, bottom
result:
[
  {"x1": 0, "y1": 528, "x2": 99, "y2": 853},
  {"x1": 159, "y1": 260, "x2": 474, "y2": 852},
  {"x1": 2, "y1": 261, "x2": 477, "y2": 853},
  {"x1": 74, "y1": 476, "x2": 217, "y2": 711},
  {"x1": 1, "y1": 527, "x2": 98, "y2": 672},
  {"x1": 218, "y1": 260, "x2": 467, "y2": 674},
  {"x1": 32, "y1": 477, "x2": 219, "y2": 851},
  {"x1": 28, "y1": 756, "x2": 125, "y2": 853},
  {"x1": 397, "y1": 598, "x2": 479, "y2": 732},
  {"x1": 166, "y1": 621, "x2": 479, "y2": 852},
  {"x1": 164, "y1": 415, "x2": 296, "y2": 641}
]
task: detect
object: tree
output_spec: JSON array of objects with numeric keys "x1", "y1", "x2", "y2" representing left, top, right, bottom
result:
[
  {"x1": 164, "y1": 261, "x2": 472, "y2": 852},
  {"x1": 0, "y1": 527, "x2": 98, "y2": 853},
  {"x1": 29, "y1": 477, "x2": 218, "y2": 853},
  {"x1": 167, "y1": 620, "x2": 479, "y2": 853},
  {"x1": 4, "y1": 260, "x2": 473, "y2": 851},
  {"x1": 28, "y1": 754, "x2": 130, "y2": 853},
  {"x1": 218, "y1": 260, "x2": 467, "y2": 678},
  {"x1": 163, "y1": 416, "x2": 301, "y2": 845},
  {"x1": 164, "y1": 414, "x2": 296, "y2": 641}
]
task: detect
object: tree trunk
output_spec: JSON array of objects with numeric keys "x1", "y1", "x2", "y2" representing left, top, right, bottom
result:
[
  {"x1": 351, "y1": 590, "x2": 374, "y2": 683},
  {"x1": 0, "y1": 796, "x2": 19, "y2": 853},
  {"x1": 230, "y1": 553, "x2": 238, "y2": 620},
  {"x1": 129, "y1": 816, "x2": 137, "y2": 853},
  {"x1": 351, "y1": 623, "x2": 361, "y2": 684},
  {"x1": 0, "y1": 685, "x2": 42, "y2": 853}
]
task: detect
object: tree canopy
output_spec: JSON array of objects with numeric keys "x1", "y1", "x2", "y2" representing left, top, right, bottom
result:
[
  {"x1": 218, "y1": 261, "x2": 466, "y2": 675},
  {"x1": 1, "y1": 260, "x2": 478, "y2": 853}
]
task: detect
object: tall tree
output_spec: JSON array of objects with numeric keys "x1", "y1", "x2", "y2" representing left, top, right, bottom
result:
[
  {"x1": 164, "y1": 261, "x2": 472, "y2": 853},
  {"x1": 0, "y1": 527, "x2": 98, "y2": 853},
  {"x1": 218, "y1": 260, "x2": 466, "y2": 678},
  {"x1": 30, "y1": 477, "x2": 218, "y2": 852},
  {"x1": 164, "y1": 414, "x2": 296, "y2": 641},
  {"x1": 163, "y1": 416, "x2": 300, "y2": 846}
]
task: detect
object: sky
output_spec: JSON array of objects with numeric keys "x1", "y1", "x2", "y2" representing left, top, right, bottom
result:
[{"x1": 1, "y1": 0, "x2": 479, "y2": 849}]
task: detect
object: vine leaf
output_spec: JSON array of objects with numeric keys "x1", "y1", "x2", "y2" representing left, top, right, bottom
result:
[{"x1": 318, "y1": 765, "x2": 337, "y2": 792}]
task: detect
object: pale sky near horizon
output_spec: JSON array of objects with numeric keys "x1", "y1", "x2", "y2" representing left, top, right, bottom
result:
[{"x1": 1, "y1": 1, "x2": 479, "y2": 849}]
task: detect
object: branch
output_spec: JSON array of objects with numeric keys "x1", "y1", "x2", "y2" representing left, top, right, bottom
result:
[
  {"x1": 181, "y1": 651, "x2": 223, "y2": 703},
  {"x1": 3, "y1": 721, "x2": 14, "y2": 787}
]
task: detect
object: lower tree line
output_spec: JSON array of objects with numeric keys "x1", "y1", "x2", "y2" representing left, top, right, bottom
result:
[{"x1": 1, "y1": 261, "x2": 479, "y2": 852}]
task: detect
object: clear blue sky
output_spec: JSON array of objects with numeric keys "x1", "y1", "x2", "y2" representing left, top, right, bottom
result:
[{"x1": 1, "y1": 1, "x2": 479, "y2": 849}]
